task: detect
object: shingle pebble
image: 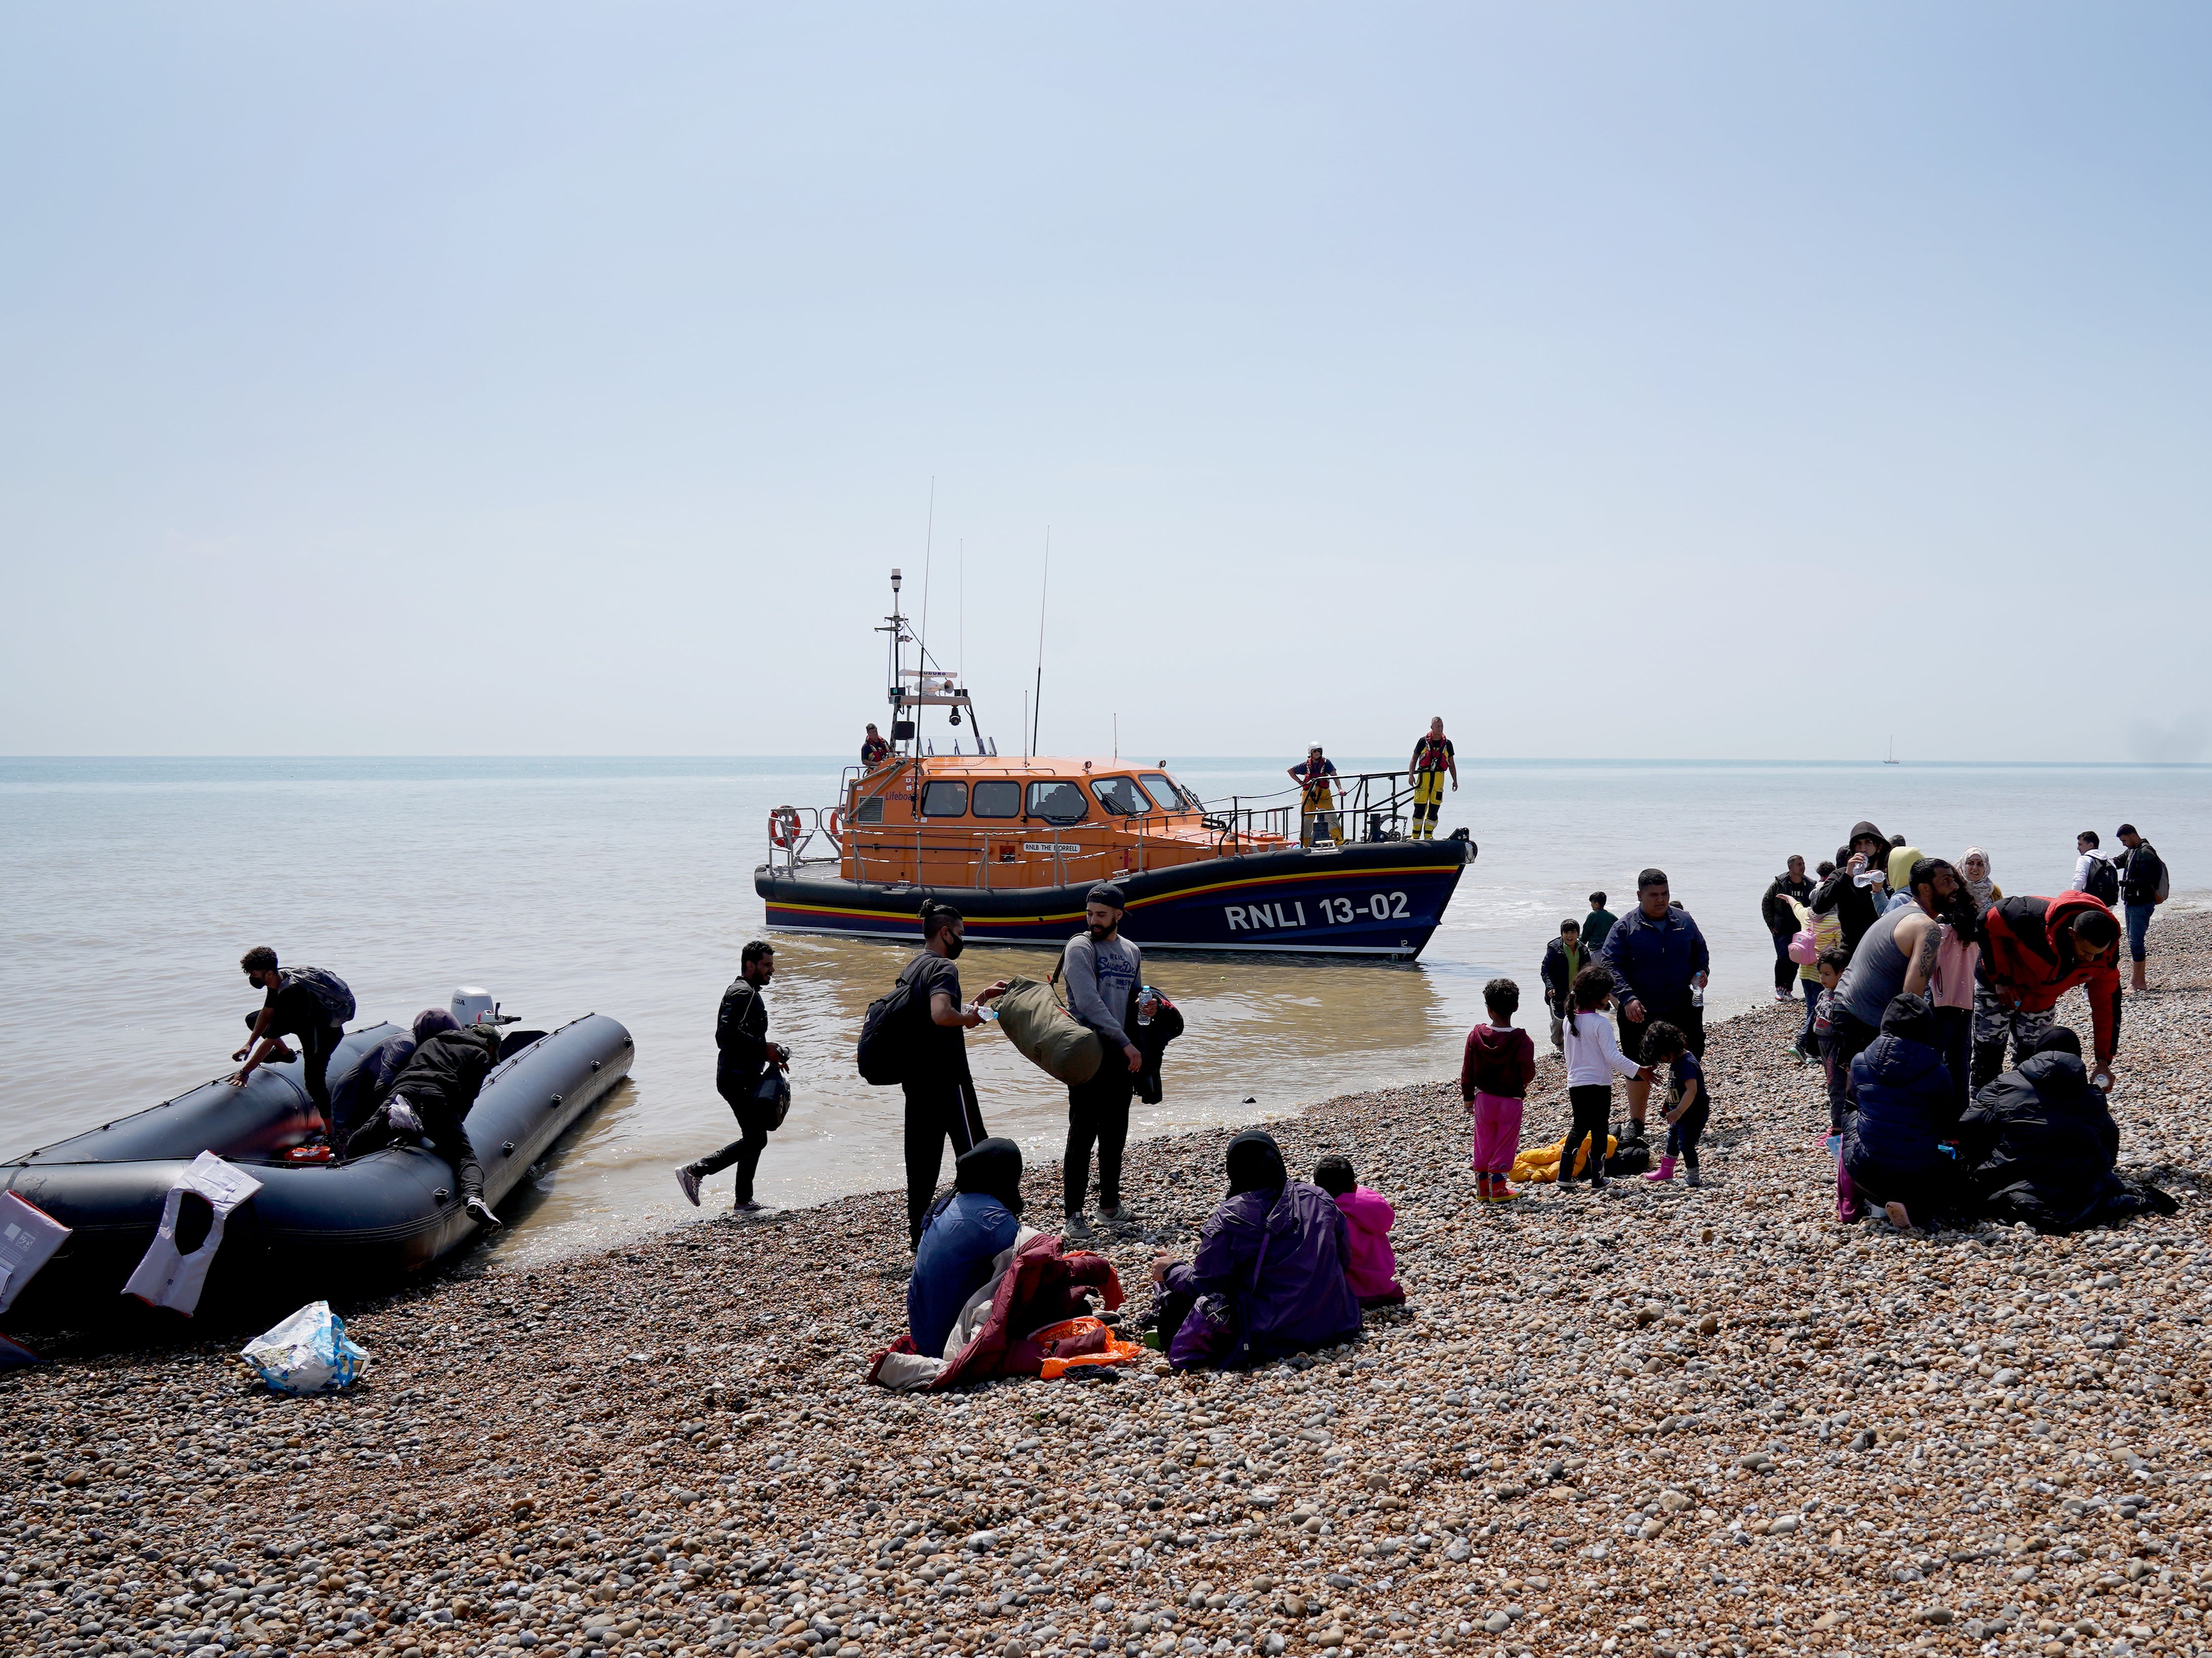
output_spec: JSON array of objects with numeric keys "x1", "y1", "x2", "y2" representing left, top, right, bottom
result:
[{"x1": 3, "y1": 910, "x2": 2210, "y2": 1658}]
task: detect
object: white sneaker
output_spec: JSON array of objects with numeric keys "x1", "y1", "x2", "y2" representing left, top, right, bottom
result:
[
  {"x1": 674, "y1": 1166, "x2": 702, "y2": 1208},
  {"x1": 464, "y1": 1196, "x2": 502, "y2": 1231}
]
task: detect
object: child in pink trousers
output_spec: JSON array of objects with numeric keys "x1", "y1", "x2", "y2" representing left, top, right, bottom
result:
[
  {"x1": 1461, "y1": 977, "x2": 1538, "y2": 1202},
  {"x1": 1314, "y1": 1155, "x2": 1404, "y2": 1307}
]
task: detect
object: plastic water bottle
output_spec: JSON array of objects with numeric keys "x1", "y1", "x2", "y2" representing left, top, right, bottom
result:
[
  {"x1": 1137, "y1": 985, "x2": 1157, "y2": 1027},
  {"x1": 1690, "y1": 980, "x2": 1706, "y2": 1010},
  {"x1": 976, "y1": 1005, "x2": 1000, "y2": 1023}
]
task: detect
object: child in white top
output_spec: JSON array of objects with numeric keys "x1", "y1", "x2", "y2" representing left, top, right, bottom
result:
[{"x1": 1560, "y1": 965, "x2": 1650, "y2": 1189}]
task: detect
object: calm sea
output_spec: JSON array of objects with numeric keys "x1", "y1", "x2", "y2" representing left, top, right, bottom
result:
[{"x1": 3, "y1": 758, "x2": 2202, "y2": 1259}]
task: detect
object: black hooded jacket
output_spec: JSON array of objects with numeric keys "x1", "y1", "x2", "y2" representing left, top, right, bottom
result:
[
  {"x1": 1810, "y1": 820, "x2": 1889, "y2": 955},
  {"x1": 389, "y1": 1026, "x2": 501, "y2": 1119},
  {"x1": 1955, "y1": 1050, "x2": 2122, "y2": 1233}
]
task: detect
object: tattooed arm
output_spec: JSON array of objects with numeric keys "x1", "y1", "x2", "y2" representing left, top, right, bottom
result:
[{"x1": 1901, "y1": 913, "x2": 1943, "y2": 998}]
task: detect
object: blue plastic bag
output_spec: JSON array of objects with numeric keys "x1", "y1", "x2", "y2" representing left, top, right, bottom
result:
[{"x1": 240, "y1": 1300, "x2": 371, "y2": 1394}]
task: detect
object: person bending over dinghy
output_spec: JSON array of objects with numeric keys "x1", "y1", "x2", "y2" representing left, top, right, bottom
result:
[
  {"x1": 345, "y1": 1009, "x2": 502, "y2": 1230},
  {"x1": 230, "y1": 946, "x2": 353, "y2": 1137}
]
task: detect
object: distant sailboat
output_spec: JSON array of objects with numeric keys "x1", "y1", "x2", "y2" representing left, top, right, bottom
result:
[{"x1": 1884, "y1": 737, "x2": 1900, "y2": 765}]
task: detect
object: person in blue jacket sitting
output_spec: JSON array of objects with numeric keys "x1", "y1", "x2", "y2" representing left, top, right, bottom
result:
[
  {"x1": 1843, "y1": 991, "x2": 1958, "y2": 1232},
  {"x1": 907, "y1": 1139, "x2": 1028, "y2": 1359}
]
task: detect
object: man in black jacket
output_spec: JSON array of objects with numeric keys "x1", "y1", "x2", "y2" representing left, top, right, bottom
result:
[
  {"x1": 1760, "y1": 856, "x2": 1814, "y2": 1002},
  {"x1": 1810, "y1": 821, "x2": 1891, "y2": 956},
  {"x1": 347, "y1": 1014, "x2": 503, "y2": 1230},
  {"x1": 676, "y1": 940, "x2": 789, "y2": 1214},
  {"x1": 2114, "y1": 824, "x2": 2167, "y2": 996},
  {"x1": 1539, "y1": 918, "x2": 1591, "y2": 1051}
]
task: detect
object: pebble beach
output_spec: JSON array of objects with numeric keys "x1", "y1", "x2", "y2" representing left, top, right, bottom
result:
[{"x1": 5, "y1": 913, "x2": 2210, "y2": 1658}]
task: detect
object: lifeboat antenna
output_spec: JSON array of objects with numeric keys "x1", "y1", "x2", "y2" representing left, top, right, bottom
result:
[
  {"x1": 918, "y1": 477, "x2": 935, "y2": 691},
  {"x1": 1032, "y1": 526, "x2": 1050, "y2": 758}
]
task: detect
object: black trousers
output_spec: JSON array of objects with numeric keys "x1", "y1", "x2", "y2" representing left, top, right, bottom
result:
[
  {"x1": 1772, "y1": 933, "x2": 1797, "y2": 994},
  {"x1": 902, "y1": 1069, "x2": 987, "y2": 1247},
  {"x1": 245, "y1": 1011, "x2": 341, "y2": 1118},
  {"x1": 691, "y1": 1074, "x2": 772, "y2": 1204},
  {"x1": 1563, "y1": 1084, "x2": 1611, "y2": 1184},
  {"x1": 345, "y1": 1096, "x2": 484, "y2": 1203},
  {"x1": 1065, "y1": 1063, "x2": 1135, "y2": 1216},
  {"x1": 1616, "y1": 1000, "x2": 1704, "y2": 1063}
]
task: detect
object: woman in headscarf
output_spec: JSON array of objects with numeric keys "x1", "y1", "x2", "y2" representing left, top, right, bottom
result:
[
  {"x1": 907, "y1": 1138, "x2": 1026, "y2": 1359},
  {"x1": 1959, "y1": 849, "x2": 2001, "y2": 909},
  {"x1": 1146, "y1": 1130, "x2": 1362, "y2": 1368}
]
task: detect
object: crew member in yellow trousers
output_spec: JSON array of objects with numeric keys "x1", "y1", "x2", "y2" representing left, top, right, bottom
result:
[{"x1": 1407, "y1": 717, "x2": 1458, "y2": 840}]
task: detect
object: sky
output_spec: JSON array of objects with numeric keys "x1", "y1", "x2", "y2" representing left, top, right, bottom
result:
[{"x1": 3, "y1": 4, "x2": 2209, "y2": 762}]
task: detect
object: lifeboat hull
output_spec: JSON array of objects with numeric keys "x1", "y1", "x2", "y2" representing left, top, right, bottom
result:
[
  {"x1": 756, "y1": 838, "x2": 1473, "y2": 958},
  {"x1": 0, "y1": 1013, "x2": 632, "y2": 1326}
]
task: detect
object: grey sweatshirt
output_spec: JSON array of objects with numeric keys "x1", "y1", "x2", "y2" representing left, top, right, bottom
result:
[{"x1": 1061, "y1": 932, "x2": 1143, "y2": 1050}]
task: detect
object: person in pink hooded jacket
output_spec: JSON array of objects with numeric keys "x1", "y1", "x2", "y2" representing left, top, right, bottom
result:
[{"x1": 1313, "y1": 1156, "x2": 1404, "y2": 1307}]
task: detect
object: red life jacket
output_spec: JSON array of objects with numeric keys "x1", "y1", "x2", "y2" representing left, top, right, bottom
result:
[{"x1": 1982, "y1": 893, "x2": 2123, "y2": 1064}]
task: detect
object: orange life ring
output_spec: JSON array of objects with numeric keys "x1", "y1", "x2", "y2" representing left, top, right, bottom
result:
[
  {"x1": 823, "y1": 808, "x2": 844, "y2": 846},
  {"x1": 769, "y1": 807, "x2": 801, "y2": 849}
]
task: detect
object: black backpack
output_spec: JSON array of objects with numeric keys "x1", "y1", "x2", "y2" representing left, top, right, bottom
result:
[
  {"x1": 2083, "y1": 857, "x2": 2120, "y2": 907},
  {"x1": 283, "y1": 965, "x2": 357, "y2": 1027},
  {"x1": 856, "y1": 968, "x2": 927, "y2": 1086}
]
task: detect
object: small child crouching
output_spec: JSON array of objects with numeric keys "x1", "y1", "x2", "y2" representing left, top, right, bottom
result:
[
  {"x1": 1461, "y1": 977, "x2": 1538, "y2": 1203},
  {"x1": 1314, "y1": 1155, "x2": 1404, "y2": 1308},
  {"x1": 1639, "y1": 1021, "x2": 1710, "y2": 1188}
]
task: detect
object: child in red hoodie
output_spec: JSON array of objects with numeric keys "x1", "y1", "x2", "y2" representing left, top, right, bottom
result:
[
  {"x1": 1314, "y1": 1155, "x2": 1404, "y2": 1308},
  {"x1": 1462, "y1": 977, "x2": 1539, "y2": 1202}
]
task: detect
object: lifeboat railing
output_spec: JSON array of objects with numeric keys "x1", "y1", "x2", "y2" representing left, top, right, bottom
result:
[
  {"x1": 763, "y1": 770, "x2": 1432, "y2": 883},
  {"x1": 1205, "y1": 769, "x2": 1422, "y2": 849}
]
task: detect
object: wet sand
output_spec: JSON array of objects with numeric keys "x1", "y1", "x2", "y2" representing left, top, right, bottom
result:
[{"x1": 3, "y1": 912, "x2": 2208, "y2": 1658}]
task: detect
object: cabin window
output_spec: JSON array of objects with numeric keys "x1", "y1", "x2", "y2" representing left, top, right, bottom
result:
[
  {"x1": 919, "y1": 781, "x2": 968, "y2": 818},
  {"x1": 852, "y1": 796, "x2": 886, "y2": 825},
  {"x1": 1091, "y1": 776, "x2": 1150, "y2": 816},
  {"x1": 970, "y1": 780, "x2": 1020, "y2": 819},
  {"x1": 1024, "y1": 780, "x2": 1089, "y2": 824},
  {"x1": 1140, "y1": 772, "x2": 1199, "y2": 812}
]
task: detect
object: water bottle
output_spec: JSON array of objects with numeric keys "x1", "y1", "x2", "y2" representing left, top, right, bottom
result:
[
  {"x1": 1137, "y1": 984, "x2": 1157, "y2": 1027},
  {"x1": 1690, "y1": 980, "x2": 1705, "y2": 1010}
]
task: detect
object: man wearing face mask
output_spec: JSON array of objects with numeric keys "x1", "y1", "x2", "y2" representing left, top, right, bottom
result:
[
  {"x1": 675, "y1": 940, "x2": 789, "y2": 1214},
  {"x1": 898, "y1": 901, "x2": 1010, "y2": 1249},
  {"x1": 1058, "y1": 883, "x2": 1145, "y2": 1237}
]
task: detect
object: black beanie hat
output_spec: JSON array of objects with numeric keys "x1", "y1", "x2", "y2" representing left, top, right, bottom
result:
[{"x1": 954, "y1": 1137, "x2": 1025, "y2": 1215}]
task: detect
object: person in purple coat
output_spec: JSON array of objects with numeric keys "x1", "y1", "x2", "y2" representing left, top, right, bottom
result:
[{"x1": 1147, "y1": 1130, "x2": 1362, "y2": 1369}]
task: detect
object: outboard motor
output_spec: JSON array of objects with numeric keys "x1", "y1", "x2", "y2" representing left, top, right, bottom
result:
[{"x1": 449, "y1": 985, "x2": 516, "y2": 1027}]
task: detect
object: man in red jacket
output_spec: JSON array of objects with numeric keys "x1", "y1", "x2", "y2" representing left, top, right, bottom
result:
[{"x1": 1974, "y1": 894, "x2": 2124, "y2": 1092}]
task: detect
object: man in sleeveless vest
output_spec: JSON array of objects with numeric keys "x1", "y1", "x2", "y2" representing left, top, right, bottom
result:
[{"x1": 1407, "y1": 717, "x2": 1458, "y2": 841}]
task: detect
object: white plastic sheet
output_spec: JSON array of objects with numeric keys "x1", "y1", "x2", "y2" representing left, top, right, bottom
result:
[
  {"x1": 0, "y1": 1191, "x2": 71, "y2": 1318},
  {"x1": 123, "y1": 1151, "x2": 265, "y2": 1317},
  {"x1": 240, "y1": 1300, "x2": 371, "y2": 1395}
]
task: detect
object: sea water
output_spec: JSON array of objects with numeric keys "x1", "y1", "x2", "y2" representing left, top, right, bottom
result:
[{"x1": 3, "y1": 757, "x2": 2203, "y2": 1259}]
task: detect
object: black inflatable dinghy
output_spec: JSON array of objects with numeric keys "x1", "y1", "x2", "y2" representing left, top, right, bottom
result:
[{"x1": 0, "y1": 1013, "x2": 632, "y2": 1324}]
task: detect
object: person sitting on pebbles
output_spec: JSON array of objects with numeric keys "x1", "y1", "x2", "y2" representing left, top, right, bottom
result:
[
  {"x1": 1841, "y1": 991, "x2": 1958, "y2": 1231},
  {"x1": 908, "y1": 1139, "x2": 1028, "y2": 1359},
  {"x1": 1146, "y1": 1130, "x2": 1362, "y2": 1369}
]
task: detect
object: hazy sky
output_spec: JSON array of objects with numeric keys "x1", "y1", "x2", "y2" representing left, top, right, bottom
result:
[{"x1": 4, "y1": 5, "x2": 2208, "y2": 761}]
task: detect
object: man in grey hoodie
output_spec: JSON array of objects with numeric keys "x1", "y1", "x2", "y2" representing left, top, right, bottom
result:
[{"x1": 1059, "y1": 881, "x2": 1145, "y2": 1236}]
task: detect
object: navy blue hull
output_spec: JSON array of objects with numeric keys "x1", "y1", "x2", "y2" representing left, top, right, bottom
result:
[{"x1": 759, "y1": 840, "x2": 1473, "y2": 958}]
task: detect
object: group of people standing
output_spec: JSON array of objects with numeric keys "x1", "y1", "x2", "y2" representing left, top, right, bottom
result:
[
  {"x1": 674, "y1": 880, "x2": 1154, "y2": 1248},
  {"x1": 1284, "y1": 719, "x2": 1462, "y2": 846}
]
